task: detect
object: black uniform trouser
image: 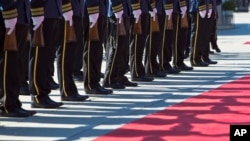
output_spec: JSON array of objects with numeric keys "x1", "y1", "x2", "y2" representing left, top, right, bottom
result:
[
  {"x1": 83, "y1": 15, "x2": 107, "y2": 89},
  {"x1": 57, "y1": 17, "x2": 83, "y2": 97},
  {"x1": 29, "y1": 18, "x2": 63, "y2": 100},
  {"x1": 130, "y1": 13, "x2": 150, "y2": 78},
  {"x1": 210, "y1": 12, "x2": 218, "y2": 50},
  {"x1": 172, "y1": 13, "x2": 188, "y2": 66},
  {"x1": 159, "y1": 27, "x2": 173, "y2": 72},
  {"x1": 116, "y1": 17, "x2": 132, "y2": 80},
  {"x1": 185, "y1": 14, "x2": 191, "y2": 54},
  {"x1": 202, "y1": 15, "x2": 213, "y2": 61},
  {"x1": 72, "y1": 16, "x2": 85, "y2": 75},
  {"x1": 190, "y1": 13, "x2": 209, "y2": 64},
  {"x1": 103, "y1": 16, "x2": 131, "y2": 85},
  {"x1": 145, "y1": 14, "x2": 165, "y2": 74},
  {"x1": 20, "y1": 40, "x2": 30, "y2": 87},
  {"x1": 0, "y1": 22, "x2": 29, "y2": 109}
]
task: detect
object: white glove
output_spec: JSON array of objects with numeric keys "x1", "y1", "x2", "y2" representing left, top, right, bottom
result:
[
  {"x1": 4, "y1": 17, "x2": 17, "y2": 35},
  {"x1": 208, "y1": 9, "x2": 212, "y2": 18},
  {"x1": 149, "y1": 8, "x2": 157, "y2": 21},
  {"x1": 114, "y1": 10, "x2": 123, "y2": 24},
  {"x1": 133, "y1": 9, "x2": 142, "y2": 23},
  {"x1": 199, "y1": 10, "x2": 206, "y2": 18},
  {"x1": 63, "y1": 10, "x2": 73, "y2": 26},
  {"x1": 89, "y1": 13, "x2": 99, "y2": 28},
  {"x1": 180, "y1": 6, "x2": 187, "y2": 18},
  {"x1": 32, "y1": 16, "x2": 44, "y2": 30},
  {"x1": 165, "y1": 9, "x2": 173, "y2": 20}
]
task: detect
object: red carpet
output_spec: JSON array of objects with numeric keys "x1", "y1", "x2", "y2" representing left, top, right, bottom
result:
[
  {"x1": 94, "y1": 75, "x2": 250, "y2": 141},
  {"x1": 244, "y1": 41, "x2": 250, "y2": 44}
]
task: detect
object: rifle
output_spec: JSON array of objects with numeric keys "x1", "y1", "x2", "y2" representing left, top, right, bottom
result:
[{"x1": 4, "y1": 28, "x2": 17, "y2": 51}]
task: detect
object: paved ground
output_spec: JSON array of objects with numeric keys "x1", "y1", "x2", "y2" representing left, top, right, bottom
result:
[{"x1": 1, "y1": 12, "x2": 250, "y2": 141}]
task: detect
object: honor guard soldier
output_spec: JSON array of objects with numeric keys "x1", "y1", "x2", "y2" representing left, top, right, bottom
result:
[
  {"x1": 172, "y1": 0, "x2": 193, "y2": 71},
  {"x1": 148, "y1": 0, "x2": 170, "y2": 78},
  {"x1": 71, "y1": 0, "x2": 85, "y2": 82},
  {"x1": 0, "y1": 0, "x2": 36, "y2": 117},
  {"x1": 83, "y1": 0, "x2": 113, "y2": 94},
  {"x1": 29, "y1": 0, "x2": 75, "y2": 108},
  {"x1": 103, "y1": 0, "x2": 138, "y2": 89},
  {"x1": 130, "y1": 0, "x2": 154, "y2": 82},
  {"x1": 145, "y1": 0, "x2": 167, "y2": 78},
  {"x1": 209, "y1": 0, "x2": 221, "y2": 53},
  {"x1": 158, "y1": 0, "x2": 181, "y2": 74},
  {"x1": 102, "y1": 0, "x2": 135, "y2": 89},
  {"x1": 57, "y1": 0, "x2": 89, "y2": 101},
  {"x1": 200, "y1": 0, "x2": 218, "y2": 65},
  {"x1": 189, "y1": 0, "x2": 211, "y2": 67}
]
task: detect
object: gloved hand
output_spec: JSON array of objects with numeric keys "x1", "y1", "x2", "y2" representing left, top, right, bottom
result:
[
  {"x1": 133, "y1": 9, "x2": 142, "y2": 23},
  {"x1": 165, "y1": 9, "x2": 173, "y2": 20},
  {"x1": 149, "y1": 8, "x2": 157, "y2": 21},
  {"x1": 208, "y1": 9, "x2": 212, "y2": 18},
  {"x1": 32, "y1": 16, "x2": 44, "y2": 30},
  {"x1": 199, "y1": 10, "x2": 206, "y2": 18},
  {"x1": 114, "y1": 10, "x2": 123, "y2": 24},
  {"x1": 89, "y1": 13, "x2": 99, "y2": 28},
  {"x1": 180, "y1": 6, "x2": 187, "y2": 18},
  {"x1": 63, "y1": 10, "x2": 73, "y2": 26},
  {"x1": 4, "y1": 17, "x2": 17, "y2": 35}
]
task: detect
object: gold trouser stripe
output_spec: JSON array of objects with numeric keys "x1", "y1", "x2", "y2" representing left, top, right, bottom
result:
[
  {"x1": 108, "y1": 29, "x2": 119, "y2": 84},
  {"x1": 87, "y1": 40, "x2": 91, "y2": 89},
  {"x1": 174, "y1": 15, "x2": 179, "y2": 65},
  {"x1": 33, "y1": 47, "x2": 40, "y2": 103},
  {"x1": 62, "y1": 22, "x2": 68, "y2": 96},
  {"x1": 3, "y1": 51, "x2": 8, "y2": 113},
  {"x1": 192, "y1": 13, "x2": 199, "y2": 64},
  {"x1": 134, "y1": 34, "x2": 139, "y2": 77},
  {"x1": 149, "y1": 18, "x2": 153, "y2": 73},
  {"x1": 161, "y1": 17, "x2": 167, "y2": 71},
  {"x1": 201, "y1": 56, "x2": 205, "y2": 62}
]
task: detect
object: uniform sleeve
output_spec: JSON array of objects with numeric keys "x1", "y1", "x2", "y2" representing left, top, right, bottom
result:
[
  {"x1": 180, "y1": 0, "x2": 187, "y2": 7},
  {"x1": 131, "y1": 0, "x2": 140, "y2": 10},
  {"x1": 30, "y1": 0, "x2": 44, "y2": 17},
  {"x1": 164, "y1": 0, "x2": 173, "y2": 10},
  {"x1": 208, "y1": 0, "x2": 212, "y2": 9},
  {"x1": 111, "y1": 0, "x2": 123, "y2": 13},
  {"x1": 197, "y1": 0, "x2": 206, "y2": 11},
  {"x1": 85, "y1": 0, "x2": 99, "y2": 14},
  {"x1": 0, "y1": 0, "x2": 17, "y2": 19},
  {"x1": 150, "y1": 0, "x2": 156, "y2": 9},
  {"x1": 62, "y1": 0, "x2": 72, "y2": 13}
]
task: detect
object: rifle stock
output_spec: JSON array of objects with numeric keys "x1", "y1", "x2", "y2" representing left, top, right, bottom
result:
[
  {"x1": 165, "y1": 15, "x2": 173, "y2": 30},
  {"x1": 89, "y1": 22, "x2": 99, "y2": 41},
  {"x1": 133, "y1": 16, "x2": 142, "y2": 34},
  {"x1": 4, "y1": 28, "x2": 17, "y2": 51},
  {"x1": 66, "y1": 21, "x2": 77, "y2": 42},
  {"x1": 181, "y1": 13, "x2": 189, "y2": 28},
  {"x1": 117, "y1": 18, "x2": 126, "y2": 36},
  {"x1": 151, "y1": 15, "x2": 159, "y2": 32},
  {"x1": 32, "y1": 24, "x2": 44, "y2": 47}
]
